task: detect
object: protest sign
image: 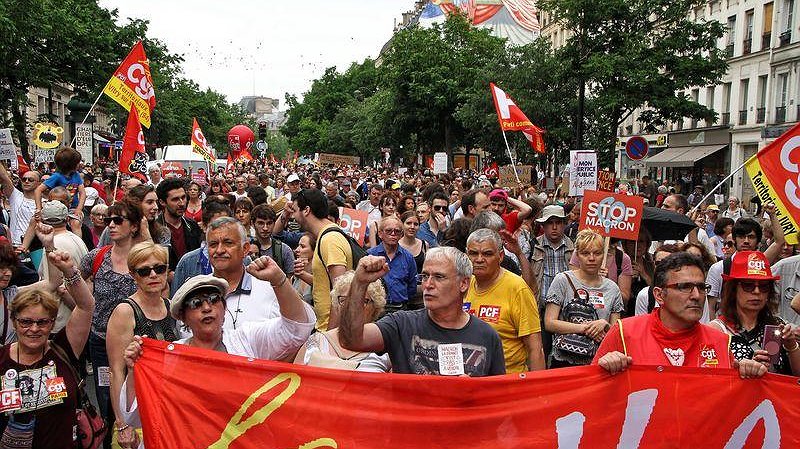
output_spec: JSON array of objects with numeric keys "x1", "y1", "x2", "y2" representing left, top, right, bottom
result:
[
  {"x1": 339, "y1": 207, "x2": 368, "y2": 246},
  {"x1": 318, "y1": 153, "x2": 360, "y2": 166},
  {"x1": 597, "y1": 170, "x2": 616, "y2": 192},
  {"x1": 35, "y1": 148, "x2": 55, "y2": 164},
  {"x1": 136, "y1": 338, "x2": 800, "y2": 449},
  {"x1": 74, "y1": 123, "x2": 93, "y2": 164},
  {"x1": 498, "y1": 165, "x2": 532, "y2": 187},
  {"x1": 569, "y1": 151, "x2": 597, "y2": 196},
  {"x1": 0, "y1": 129, "x2": 15, "y2": 162},
  {"x1": 433, "y1": 152, "x2": 448, "y2": 174},
  {"x1": 579, "y1": 190, "x2": 644, "y2": 240},
  {"x1": 191, "y1": 172, "x2": 208, "y2": 186}
]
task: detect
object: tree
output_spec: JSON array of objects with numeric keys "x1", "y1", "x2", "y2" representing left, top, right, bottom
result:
[{"x1": 539, "y1": 0, "x2": 727, "y2": 165}]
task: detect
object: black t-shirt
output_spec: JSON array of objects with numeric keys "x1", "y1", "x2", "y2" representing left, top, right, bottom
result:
[{"x1": 376, "y1": 309, "x2": 506, "y2": 377}]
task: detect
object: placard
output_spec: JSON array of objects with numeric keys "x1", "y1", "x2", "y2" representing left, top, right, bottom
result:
[
  {"x1": 433, "y1": 152, "x2": 448, "y2": 174},
  {"x1": 498, "y1": 165, "x2": 532, "y2": 187},
  {"x1": 339, "y1": 207, "x2": 369, "y2": 246},
  {"x1": 74, "y1": 123, "x2": 93, "y2": 164},
  {"x1": 191, "y1": 172, "x2": 208, "y2": 186},
  {"x1": 597, "y1": 170, "x2": 616, "y2": 192},
  {"x1": 318, "y1": 153, "x2": 360, "y2": 166},
  {"x1": 579, "y1": 190, "x2": 644, "y2": 240},
  {"x1": 569, "y1": 151, "x2": 597, "y2": 196},
  {"x1": 35, "y1": 148, "x2": 55, "y2": 164},
  {"x1": 0, "y1": 129, "x2": 14, "y2": 162}
]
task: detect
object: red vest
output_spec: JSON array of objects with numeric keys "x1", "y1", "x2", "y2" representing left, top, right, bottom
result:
[{"x1": 618, "y1": 311, "x2": 732, "y2": 368}]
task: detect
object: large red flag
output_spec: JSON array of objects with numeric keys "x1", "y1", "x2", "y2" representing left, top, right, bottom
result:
[
  {"x1": 102, "y1": 41, "x2": 156, "y2": 128},
  {"x1": 490, "y1": 82, "x2": 546, "y2": 154},
  {"x1": 191, "y1": 118, "x2": 215, "y2": 164},
  {"x1": 135, "y1": 338, "x2": 800, "y2": 449},
  {"x1": 119, "y1": 104, "x2": 148, "y2": 182}
]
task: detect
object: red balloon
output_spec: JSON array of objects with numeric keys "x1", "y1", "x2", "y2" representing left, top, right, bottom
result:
[{"x1": 227, "y1": 125, "x2": 255, "y2": 157}]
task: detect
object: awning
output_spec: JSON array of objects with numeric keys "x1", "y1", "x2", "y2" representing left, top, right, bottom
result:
[
  {"x1": 93, "y1": 133, "x2": 110, "y2": 143},
  {"x1": 644, "y1": 144, "x2": 727, "y2": 167}
]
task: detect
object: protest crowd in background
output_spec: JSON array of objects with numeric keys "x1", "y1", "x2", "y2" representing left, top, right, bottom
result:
[{"x1": 0, "y1": 148, "x2": 798, "y2": 448}]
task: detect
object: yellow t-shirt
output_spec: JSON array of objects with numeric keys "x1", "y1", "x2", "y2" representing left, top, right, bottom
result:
[
  {"x1": 464, "y1": 270, "x2": 540, "y2": 373},
  {"x1": 312, "y1": 223, "x2": 353, "y2": 330}
]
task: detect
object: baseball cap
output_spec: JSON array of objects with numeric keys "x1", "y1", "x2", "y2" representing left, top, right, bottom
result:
[
  {"x1": 41, "y1": 201, "x2": 68, "y2": 225},
  {"x1": 706, "y1": 204, "x2": 720, "y2": 211},
  {"x1": 84, "y1": 187, "x2": 100, "y2": 207},
  {"x1": 287, "y1": 174, "x2": 301, "y2": 183},
  {"x1": 170, "y1": 274, "x2": 229, "y2": 319},
  {"x1": 721, "y1": 251, "x2": 780, "y2": 282},
  {"x1": 488, "y1": 189, "x2": 508, "y2": 201},
  {"x1": 536, "y1": 205, "x2": 567, "y2": 223}
]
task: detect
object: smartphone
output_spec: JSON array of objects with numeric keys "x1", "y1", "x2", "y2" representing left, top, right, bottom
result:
[{"x1": 762, "y1": 324, "x2": 782, "y2": 366}]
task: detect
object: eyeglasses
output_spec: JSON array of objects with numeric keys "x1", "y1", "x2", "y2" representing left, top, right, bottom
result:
[
  {"x1": 723, "y1": 241, "x2": 735, "y2": 248},
  {"x1": 133, "y1": 264, "x2": 168, "y2": 277},
  {"x1": 663, "y1": 282, "x2": 711, "y2": 295},
  {"x1": 739, "y1": 281, "x2": 772, "y2": 293},
  {"x1": 15, "y1": 317, "x2": 55, "y2": 328},
  {"x1": 382, "y1": 228, "x2": 403, "y2": 236},
  {"x1": 416, "y1": 273, "x2": 449, "y2": 283},
  {"x1": 21, "y1": 177, "x2": 38, "y2": 182},
  {"x1": 184, "y1": 293, "x2": 224, "y2": 310},
  {"x1": 433, "y1": 205, "x2": 447, "y2": 212},
  {"x1": 103, "y1": 215, "x2": 128, "y2": 226}
]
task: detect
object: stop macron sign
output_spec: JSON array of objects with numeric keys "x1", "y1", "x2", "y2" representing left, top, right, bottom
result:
[
  {"x1": 579, "y1": 190, "x2": 644, "y2": 241},
  {"x1": 625, "y1": 136, "x2": 649, "y2": 160}
]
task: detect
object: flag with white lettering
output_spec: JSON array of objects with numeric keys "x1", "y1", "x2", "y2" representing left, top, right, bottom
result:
[
  {"x1": 490, "y1": 83, "x2": 545, "y2": 154},
  {"x1": 102, "y1": 41, "x2": 156, "y2": 128}
]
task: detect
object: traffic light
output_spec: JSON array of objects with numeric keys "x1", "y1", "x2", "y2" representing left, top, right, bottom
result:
[{"x1": 258, "y1": 122, "x2": 267, "y2": 141}]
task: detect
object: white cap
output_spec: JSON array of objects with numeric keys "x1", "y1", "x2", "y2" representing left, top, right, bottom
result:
[{"x1": 287, "y1": 173, "x2": 300, "y2": 183}]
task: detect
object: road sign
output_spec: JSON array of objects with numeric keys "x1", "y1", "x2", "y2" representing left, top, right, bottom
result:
[
  {"x1": 256, "y1": 140, "x2": 267, "y2": 151},
  {"x1": 625, "y1": 136, "x2": 649, "y2": 160}
]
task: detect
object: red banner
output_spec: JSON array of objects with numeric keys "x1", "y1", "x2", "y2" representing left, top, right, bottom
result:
[
  {"x1": 119, "y1": 104, "x2": 148, "y2": 181},
  {"x1": 191, "y1": 118, "x2": 215, "y2": 164},
  {"x1": 102, "y1": 41, "x2": 156, "y2": 128},
  {"x1": 490, "y1": 83, "x2": 545, "y2": 154},
  {"x1": 135, "y1": 339, "x2": 800, "y2": 449},
  {"x1": 579, "y1": 190, "x2": 644, "y2": 240}
]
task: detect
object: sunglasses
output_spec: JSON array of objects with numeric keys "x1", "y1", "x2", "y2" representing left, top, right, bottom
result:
[
  {"x1": 739, "y1": 281, "x2": 772, "y2": 293},
  {"x1": 723, "y1": 241, "x2": 735, "y2": 248},
  {"x1": 382, "y1": 228, "x2": 403, "y2": 236},
  {"x1": 15, "y1": 317, "x2": 55, "y2": 328},
  {"x1": 133, "y1": 264, "x2": 168, "y2": 277},
  {"x1": 433, "y1": 205, "x2": 447, "y2": 211},
  {"x1": 103, "y1": 215, "x2": 128, "y2": 226},
  {"x1": 21, "y1": 177, "x2": 38, "y2": 182},
  {"x1": 185, "y1": 293, "x2": 224, "y2": 310}
]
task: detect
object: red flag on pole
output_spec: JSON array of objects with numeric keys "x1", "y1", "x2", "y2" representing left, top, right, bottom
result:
[
  {"x1": 490, "y1": 83, "x2": 546, "y2": 154},
  {"x1": 191, "y1": 118, "x2": 215, "y2": 164},
  {"x1": 119, "y1": 104, "x2": 148, "y2": 181},
  {"x1": 103, "y1": 41, "x2": 157, "y2": 128}
]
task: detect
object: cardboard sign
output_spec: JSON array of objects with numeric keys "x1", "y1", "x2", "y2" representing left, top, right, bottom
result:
[
  {"x1": 74, "y1": 123, "x2": 93, "y2": 164},
  {"x1": 339, "y1": 207, "x2": 368, "y2": 246},
  {"x1": 35, "y1": 148, "x2": 55, "y2": 164},
  {"x1": 0, "y1": 129, "x2": 14, "y2": 162},
  {"x1": 191, "y1": 172, "x2": 208, "y2": 185},
  {"x1": 579, "y1": 190, "x2": 644, "y2": 240},
  {"x1": 318, "y1": 153, "x2": 360, "y2": 166},
  {"x1": 433, "y1": 152, "x2": 448, "y2": 174},
  {"x1": 498, "y1": 165, "x2": 532, "y2": 187},
  {"x1": 597, "y1": 170, "x2": 616, "y2": 192},
  {"x1": 569, "y1": 151, "x2": 597, "y2": 196}
]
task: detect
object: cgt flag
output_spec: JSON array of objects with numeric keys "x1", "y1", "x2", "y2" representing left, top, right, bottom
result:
[
  {"x1": 135, "y1": 338, "x2": 800, "y2": 449},
  {"x1": 745, "y1": 121, "x2": 800, "y2": 244},
  {"x1": 490, "y1": 82, "x2": 545, "y2": 154},
  {"x1": 103, "y1": 41, "x2": 156, "y2": 128},
  {"x1": 119, "y1": 104, "x2": 148, "y2": 182},
  {"x1": 191, "y1": 118, "x2": 216, "y2": 164}
]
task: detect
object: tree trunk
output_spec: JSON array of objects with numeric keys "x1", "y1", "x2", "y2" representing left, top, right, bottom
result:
[{"x1": 11, "y1": 93, "x2": 31, "y2": 163}]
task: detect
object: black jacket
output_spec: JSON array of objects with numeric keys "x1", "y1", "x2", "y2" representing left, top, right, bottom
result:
[{"x1": 157, "y1": 215, "x2": 203, "y2": 270}]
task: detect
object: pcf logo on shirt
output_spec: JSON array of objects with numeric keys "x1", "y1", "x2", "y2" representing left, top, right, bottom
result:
[{"x1": 477, "y1": 305, "x2": 501, "y2": 323}]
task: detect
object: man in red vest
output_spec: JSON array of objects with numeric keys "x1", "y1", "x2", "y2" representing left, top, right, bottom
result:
[{"x1": 593, "y1": 252, "x2": 766, "y2": 378}]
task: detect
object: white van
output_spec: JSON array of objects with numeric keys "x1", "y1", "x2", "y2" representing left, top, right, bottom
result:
[{"x1": 156, "y1": 145, "x2": 215, "y2": 173}]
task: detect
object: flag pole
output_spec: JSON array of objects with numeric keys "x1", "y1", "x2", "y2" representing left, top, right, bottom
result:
[
  {"x1": 688, "y1": 157, "x2": 751, "y2": 215},
  {"x1": 501, "y1": 130, "x2": 521, "y2": 184},
  {"x1": 68, "y1": 89, "x2": 105, "y2": 147}
]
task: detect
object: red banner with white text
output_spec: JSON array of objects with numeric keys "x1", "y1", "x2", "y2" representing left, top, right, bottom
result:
[{"x1": 135, "y1": 339, "x2": 800, "y2": 449}]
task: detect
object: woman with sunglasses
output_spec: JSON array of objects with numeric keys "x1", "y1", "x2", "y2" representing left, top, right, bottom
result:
[
  {"x1": 710, "y1": 251, "x2": 800, "y2": 375},
  {"x1": 79, "y1": 200, "x2": 141, "y2": 447},
  {"x1": 0, "y1": 248, "x2": 94, "y2": 449},
  {"x1": 710, "y1": 217, "x2": 735, "y2": 260},
  {"x1": 105, "y1": 242, "x2": 176, "y2": 449},
  {"x1": 97, "y1": 185, "x2": 169, "y2": 248}
]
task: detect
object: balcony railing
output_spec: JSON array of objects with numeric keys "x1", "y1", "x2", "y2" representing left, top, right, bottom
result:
[
  {"x1": 738, "y1": 109, "x2": 748, "y2": 124},
  {"x1": 762, "y1": 32, "x2": 771, "y2": 50},
  {"x1": 776, "y1": 106, "x2": 786, "y2": 123},
  {"x1": 724, "y1": 43, "x2": 734, "y2": 58},
  {"x1": 742, "y1": 38, "x2": 752, "y2": 55},
  {"x1": 780, "y1": 30, "x2": 792, "y2": 47},
  {"x1": 721, "y1": 112, "x2": 731, "y2": 125},
  {"x1": 756, "y1": 107, "x2": 766, "y2": 123}
]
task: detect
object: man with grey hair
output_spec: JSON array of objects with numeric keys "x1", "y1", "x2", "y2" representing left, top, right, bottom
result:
[
  {"x1": 464, "y1": 229, "x2": 545, "y2": 372},
  {"x1": 203, "y1": 216, "x2": 279, "y2": 329},
  {"x1": 367, "y1": 216, "x2": 418, "y2": 313},
  {"x1": 339, "y1": 248, "x2": 506, "y2": 376}
]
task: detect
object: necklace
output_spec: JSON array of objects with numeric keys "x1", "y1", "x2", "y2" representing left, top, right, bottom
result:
[{"x1": 226, "y1": 292, "x2": 243, "y2": 330}]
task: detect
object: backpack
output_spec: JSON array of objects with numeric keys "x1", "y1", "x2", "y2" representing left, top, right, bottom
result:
[
  {"x1": 268, "y1": 238, "x2": 284, "y2": 269},
  {"x1": 316, "y1": 226, "x2": 366, "y2": 289}
]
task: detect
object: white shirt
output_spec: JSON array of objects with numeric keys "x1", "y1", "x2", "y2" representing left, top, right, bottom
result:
[
  {"x1": 223, "y1": 272, "x2": 280, "y2": 330},
  {"x1": 9, "y1": 189, "x2": 35, "y2": 245}
]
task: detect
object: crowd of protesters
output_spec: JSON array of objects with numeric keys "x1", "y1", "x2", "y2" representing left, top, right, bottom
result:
[{"x1": 0, "y1": 148, "x2": 798, "y2": 448}]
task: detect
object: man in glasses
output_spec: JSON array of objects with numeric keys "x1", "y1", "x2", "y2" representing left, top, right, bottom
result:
[
  {"x1": 417, "y1": 192, "x2": 449, "y2": 248},
  {"x1": 0, "y1": 161, "x2": 39, "y2": 246},
  {"x1": 367, "y1": 216, "x2": 417, "y2": 314},
  {"x1": 594, "y1": 252, "x2": 767, "y2": 379},
  {"x1": 339, "y1": 249, "x2": 505, "y2": 376}
]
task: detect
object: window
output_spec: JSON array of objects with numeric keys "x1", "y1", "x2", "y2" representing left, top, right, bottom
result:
[
  {"x1": 787, "y1": 0, "x2": 795, "y2": 32},
  {"x1": 778, "y1": 73, "x2": 789, "y2": 107},
  {"x1": 706, "y1": 86, "x2": 716, "y2": 125},
  {"x1": 728, "y1": 15, "x2": 738, "y2": 45},
  {"x1": 757, "y1": 75, "x2": 768, "y2": 123},
  {"x1": 764, "y1": 3, "x2": 774, "y2": 50},
  {"x1": 744, "y1": 10, "x2": 754, "y2": 53},
  {"x1": 739, "y1": 79, "x2": 750, "y2": 124},
  {"x1": 723, "y1": 83, "x2": 732, "y2": 112}
]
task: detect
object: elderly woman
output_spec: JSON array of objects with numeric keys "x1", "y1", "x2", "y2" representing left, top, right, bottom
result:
[
  {"x1": 118, "y1": 257, "x2": 315, "y2": 441},
  {"x1": 80, "y1": 200, "x2": 141, "y2": 444},
  {"x1": 106, "y1": 242, "x2": 177, "y2": 449},
  {"x1": 294, "y1": 271, "x2": 390, "y2": 372},
  {"x1": 545, "y1": 229, "x2": 623, "y2": 367},
  {"x1": 710, "y1": 251, "x2": 800, "y2": 375},
  {"x1": 89, "y1": 204, "x2": 108, "y2": 249},
  {"x1": 0, "y1": 249, "x2": 94, "y2": 448}
]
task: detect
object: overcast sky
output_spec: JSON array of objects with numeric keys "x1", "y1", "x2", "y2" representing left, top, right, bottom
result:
[{"x1": 99, "y1": 0, "x2": 412, "y2": 108}]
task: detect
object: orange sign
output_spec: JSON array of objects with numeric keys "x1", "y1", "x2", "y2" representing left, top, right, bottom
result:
[
  {"x1": 135, "y1": 338, "x2": 800, "y2": 449},
  {"x1": 579, "y1": 190, "x2": 644, "y2": 240},
  {"x1": 339, "y1": 207, "x2": 368, "y2": 246},
  {"x1": 597, "y1": 170, "x2": 616, "y2": 192}
]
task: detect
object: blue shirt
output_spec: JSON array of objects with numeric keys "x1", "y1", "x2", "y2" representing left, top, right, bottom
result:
[
  {"x1": 367, "y1": 243, "x2": 418, "y2": 304},
  {"x1": 417, "y1": 222, "x2": 440, "y2": 248},
  {"x1": 44, "y1": 171, "x2": 82, "y2": 209}
]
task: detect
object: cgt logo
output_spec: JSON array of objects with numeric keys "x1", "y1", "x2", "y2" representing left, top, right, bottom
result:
[
  {"x1": 585, "y1": 196, "x2": 638, "y2": 234},
  {"x1": 780, "y1": 136, "x2": 800, "y2": 209},
  {"x1": 128, "y1": 62, "x2": 155, "y2": 101}
]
